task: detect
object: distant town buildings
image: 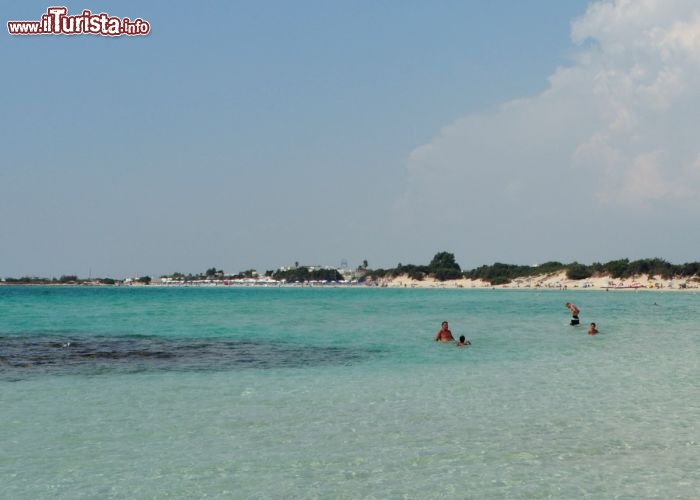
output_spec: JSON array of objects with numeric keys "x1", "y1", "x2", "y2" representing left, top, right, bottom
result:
[{"x1": 155, "y1": 263, "x2": 362, "y2": 287}]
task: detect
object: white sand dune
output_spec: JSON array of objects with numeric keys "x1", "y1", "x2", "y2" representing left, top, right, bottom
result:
[{"x1": 373, "y1": 272, "x2": 699, "y2": 291}]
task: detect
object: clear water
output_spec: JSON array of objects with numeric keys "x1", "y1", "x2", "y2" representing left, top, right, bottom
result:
[{"x1": 1, "y1": 286, "x2": 698, "y2": 498}]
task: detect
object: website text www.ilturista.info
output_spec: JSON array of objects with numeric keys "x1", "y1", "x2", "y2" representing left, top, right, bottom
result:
[{"x1": 8, "y1": 7, "x2": 150, "y2": 36}]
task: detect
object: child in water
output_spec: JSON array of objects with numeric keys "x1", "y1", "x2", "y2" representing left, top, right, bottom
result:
[
  {"x1": 588, "y1": 322, "x2": 599, "y2": 335},
  {"x1": 456, "y1": 335, "x2": 471, "y2": 347}
]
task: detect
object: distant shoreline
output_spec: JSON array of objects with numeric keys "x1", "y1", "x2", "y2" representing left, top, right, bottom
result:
[
  {"x1": 2, "y1": 272, "x2": 699, "y2": 292},
  {"x1": 6, "y1": 256, "x2": 700, "y2": 290}
]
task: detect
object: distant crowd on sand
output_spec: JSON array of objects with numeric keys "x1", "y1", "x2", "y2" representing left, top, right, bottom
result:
[{"x1": 435, "y1": 302, "x2": 600, "y2": 346}]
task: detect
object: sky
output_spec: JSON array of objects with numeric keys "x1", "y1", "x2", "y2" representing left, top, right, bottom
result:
[{"x1": 3, "y1": 0, "x2": 700, "y2": 279}]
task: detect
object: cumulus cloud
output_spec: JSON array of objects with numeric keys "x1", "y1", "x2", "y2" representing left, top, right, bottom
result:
[{"x1": 395, "y1": 0, "x2": 700, "y2": 264}]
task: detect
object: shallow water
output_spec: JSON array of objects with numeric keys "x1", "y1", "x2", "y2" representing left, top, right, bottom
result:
[{"x1": 1, "y1": 286, "x2": 698, "y2": 498}]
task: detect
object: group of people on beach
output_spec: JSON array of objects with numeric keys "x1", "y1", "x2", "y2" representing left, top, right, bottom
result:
[{"x1": 435, "y1": 303, "x2": 599, "y2": 344}]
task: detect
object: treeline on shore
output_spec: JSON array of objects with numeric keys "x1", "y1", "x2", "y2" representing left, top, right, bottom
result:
[
  {"x1": 1, "y1": 275, "x2": 124, "y2": 285},
  {"x1": 271, "y1": 268, "x2": 344, "y2": 282},
  {"x1": 0, "y1": 266, "x2": 346, "y2": 285},
  {"x1": 173, "y1": 267, "x2": 344, "y2": 282},
  {"x1": 367, "y1": 254, "x2": 700, "y2": 285},
  {"x1": 4, "y1": 255, "x2": 700, "y2": 286}
]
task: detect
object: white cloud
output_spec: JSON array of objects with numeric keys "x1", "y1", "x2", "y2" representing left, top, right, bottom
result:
[{"x1": 395, "y1": 0, "x2": 700, "y2": 264}]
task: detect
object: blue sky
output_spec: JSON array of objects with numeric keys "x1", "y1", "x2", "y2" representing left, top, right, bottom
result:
[{"x1": 4, "y1": 1, "x2": 699, "y2": 278}]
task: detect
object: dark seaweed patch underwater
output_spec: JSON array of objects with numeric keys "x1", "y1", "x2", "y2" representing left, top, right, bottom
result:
[{"x1": 0, "y1": 335, "x2": 376, "y2": 378}]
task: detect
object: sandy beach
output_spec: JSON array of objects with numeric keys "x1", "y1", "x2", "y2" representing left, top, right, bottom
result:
[{"x1": 373, "y1": 272, "x2": 700, "y2": 290}]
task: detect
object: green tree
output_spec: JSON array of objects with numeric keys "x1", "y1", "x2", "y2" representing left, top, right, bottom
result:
[
  {"x1": 429, "y1": 252, "x2": 461, "y2": 272},
  {"x1": 428, "y1": 252, "x2": 461, "y2": 281},
  {"x1": 566, "y1": 262, "x2": 593, "y2": 280},
  {"x1": 680, "y1": 262, "x2": 700, "y2": 277},
  {"x1": 536, "y1": 261, "x2": 565, "y2": 274},
  {"x1": 205, "y1": 267, "x2": 224, "y2": 277},
  {"x1": 603, "y1": 259, "x2": 630, "y2": 279}
]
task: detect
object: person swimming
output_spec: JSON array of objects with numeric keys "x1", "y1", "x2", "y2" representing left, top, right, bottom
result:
[
  {"x1": 435, "y1": 321, "x2": 455, "y2": 342},
  {"x1": 588, "y1": 322, "x2": 599, "y2": 335},
  {"x1": 456, "y1": 335, "x2": 471, "y2": 347}
]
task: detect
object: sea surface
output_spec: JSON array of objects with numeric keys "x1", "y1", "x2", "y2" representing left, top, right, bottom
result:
[{"x1": 1, "y1": 285, "x2": 698, "y2": 499}]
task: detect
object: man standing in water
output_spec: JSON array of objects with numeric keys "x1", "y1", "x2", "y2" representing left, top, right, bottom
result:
[
  {"x1": 565, "y1": 302, "x2": 580, "y2": 325},
  {"x1": 435, "y1": 321, "x2": 455, "y2": 342}
]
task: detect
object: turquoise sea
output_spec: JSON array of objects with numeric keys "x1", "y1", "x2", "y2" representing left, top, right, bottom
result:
[{"x1": 1, "y1": 286, "x2": 698, "y2": 499}]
